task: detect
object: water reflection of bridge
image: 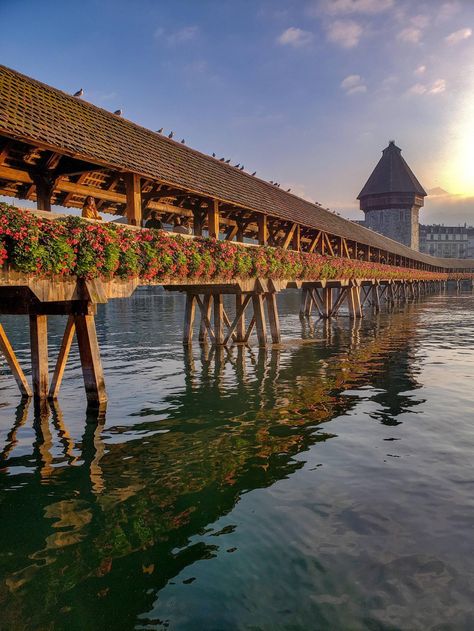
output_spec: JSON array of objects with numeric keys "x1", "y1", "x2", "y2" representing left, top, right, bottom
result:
[{"x1": 0, "y1": 310, "x2": 423, "y2": 630}]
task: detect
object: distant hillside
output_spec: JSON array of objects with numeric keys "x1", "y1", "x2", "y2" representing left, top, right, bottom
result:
[{"x1": 427, "y1": 187, "x2": 450, "y2": 197}]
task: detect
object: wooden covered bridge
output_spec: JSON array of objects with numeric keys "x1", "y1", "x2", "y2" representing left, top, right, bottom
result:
[{"x1": 0, "y1": 64, "x2": 473, "y2": 405}]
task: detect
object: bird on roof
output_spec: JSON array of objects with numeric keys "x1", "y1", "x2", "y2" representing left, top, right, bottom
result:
[
  {"x1": 287, "y1": 188, "x2": 291, "y2": 192},
  {"x1": 270, "y1": 180, "x2": 274, "y2": 184},
  {"x1": 157, "y1": 128, "x2": 163, "y2": 133},
  {"x1": 235, "y1": 163, "x2": 240, "y2": 168},
  {"x1": 168, "y1": 131, "x2": 174, "y2": 139},
  {"x1": 240, "y1": 165, "x2": 244, "y2": 170},
  {"x1": 114, "y1": 109, "x2": 122, "y2": 116},
  {"x1": 251, "y1": 171, "x2": 256, "y2": 176},
  {"x1": 212, "y1": 152, "x2": 216, "y2": 157},
  {"x1": 225, "y1": 159, "x2": 230, "y2": 163},
  {"x1": 219, "y1": 157, "x2": 225, "y2": 161},
  {"x1": 73, "y1": 88, "x2": 83, "y2": 98},
  {"x1": 181, "y1": 139, "x2": 185, "y2": 144}
]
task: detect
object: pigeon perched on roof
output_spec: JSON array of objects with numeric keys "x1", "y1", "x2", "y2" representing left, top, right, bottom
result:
[
  {"x1": 219, "y1": 157, "x2": 225, "y2": 161},
  {"x1": 212, "y1": 152, "x2": 216, "y2": 157},
  {"x1": 225, "y1": 159, "x2": 230, "y2": 163},
  {"x1": 114, "y1": 109, "x2": 122, "y2": 116},
  {"x1": 168, "y1": 131, "x2": 174, "y2": 139},
  {"x1": 251, "y1": 171, "x2": 256, "y2": 176},
  {"x1": 157, "y1": 128, "x2": 163, "y2": 133},
  {"x1": 240, "y1": 165, "x2": 244, "y2": 170},
  {"x1": 181, "y1": 139, "x2": 185, "y2": 144},
  {"x1": 73, "y1": 88, "x2": 83, "y2": 97},
  {"x1": 287, "y1": 188, "x2": 291, "y2": 192},
  {"x1": 235, "y1": 163, "x2": 240, "y2": 168}
]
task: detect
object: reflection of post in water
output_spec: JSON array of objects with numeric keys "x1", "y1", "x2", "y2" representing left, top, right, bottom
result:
[
  {"x1": 0, "y1": 398, "x2": 31, "y2": 469},
  {"x1": 32, "y1": 399, "x2": 55, "y2": 480},
  {"x1": 50, "y1": 401, "x2": 77, "y2": 465},
  {"x1": 81, "y1": 405, "x2": 107, "y2": 494}
]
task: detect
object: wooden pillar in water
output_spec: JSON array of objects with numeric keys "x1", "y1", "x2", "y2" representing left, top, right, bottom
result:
[
  {"x1": 183, "y1": 294, "x2": 196, "y2": 345},
  {"x1": 235, "y1": 294, "x2": 246, "y2": 342},
  {"x1": 371, "y1": 284, "x2": 380, "y2": 312},
  {"x1": 30, "y1": 315, "x2": 49, "y2": 400},
  {"x1": 213, "y1": 293, "x2": 224, "y2": 345},
  {"x1": 49, "y1": 316, "x2": 76, "y2": 399},
  {"x1": 321, "y1": 287, "x2": 333, "y2": 318},
  {"x1": 347, "y1": 285, "x2": 362, "y2": 318},
  {"x1": 75, "y1": 314, "x2": 107, "y2": 405},
  {"x1": 266, "y1": 293, "x2": 281, "y2": 343},
  {"x1": 252, "y1": 294, "x2": 267, "y2": 346}
]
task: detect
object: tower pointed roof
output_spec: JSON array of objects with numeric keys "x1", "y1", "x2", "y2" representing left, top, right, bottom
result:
[{"x1": 357, "y1": 141, "x2": 427, "y2": 199}]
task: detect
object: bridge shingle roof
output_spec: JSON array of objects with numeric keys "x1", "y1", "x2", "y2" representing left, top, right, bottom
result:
[{"x1": 0, "y1": 65, "x2": 472, "y2": 270}]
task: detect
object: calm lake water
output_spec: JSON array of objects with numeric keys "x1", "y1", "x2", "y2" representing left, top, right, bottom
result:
[{"x1": 1, "y1": 288, "x2": 474, "y2": 631}]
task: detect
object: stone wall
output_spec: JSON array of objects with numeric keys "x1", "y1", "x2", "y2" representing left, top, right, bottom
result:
[{"x1": 363, "y1": 207, "x2": 419, "y2": 250}]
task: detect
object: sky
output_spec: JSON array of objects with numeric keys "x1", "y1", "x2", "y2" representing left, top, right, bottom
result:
[{"x1": 1, "y1": 0, "x2": 473, "y2": 225}]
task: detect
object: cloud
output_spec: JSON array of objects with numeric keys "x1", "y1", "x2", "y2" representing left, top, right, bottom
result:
[
  {"x1": 445, "y1": 28, "x2": 472, "y2": 45},
  {"x1": 315, "y1": 0, "x2": 393, "y2": 15},
  {"x1": 414, "y1": 64, "x2": 427, "y2": 75},
  {"x1": 154, "y1": 25, "x2": 199, "y2": 45},
  {"x1": 429, "y1": 79, "x2": 446, "y2": 94},
  {"x1": 277, "y1": 27, "x2": 313, "y2": 47},
  {"x1": 397, "y1": 26, "x2": 422, "y2": 43},
  {"x1": 340, "y1": 74, "x2": 367, "y2": 94},
  {"x1": 408, "y1": 79, "x2": 446, "y2": 96},
  {"x1": 326, "y1": 20, "x2": 363, "y2": 47},
  {"x1": 437, "y1": 2, "x2": 461, "y2": 22}
]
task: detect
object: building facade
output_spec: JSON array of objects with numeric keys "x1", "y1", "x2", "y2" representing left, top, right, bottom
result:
[
  {"x1": 420, "y1": 224, "x2": 474, "y2": 258},
  {"x1": 358, "y1": 141, "x2": 426, "y2": 250}
]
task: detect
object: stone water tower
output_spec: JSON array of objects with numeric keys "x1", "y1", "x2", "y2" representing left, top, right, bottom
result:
[{"x1": 358, "y1": 141, "x2": 426, "y2": 250}]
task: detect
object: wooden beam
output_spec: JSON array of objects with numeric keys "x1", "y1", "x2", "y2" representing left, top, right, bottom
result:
[
  {"x1": 257, "y1": 214, "x2": 268, "y2": 245},
  {"x1": 292, "y1": 224, "x2": 301, "y2": 252},
  {"x1": 0, "y1": 322, "x2": 32, "y2": 397},
  {"x1": 198, "y1": 295, "x2": 213, "y2": 343},
  {"x1": 224, "y1": 294, "x2": 251, "y2": 344},
  {"x1": 225, "y1": 224, "x2": 238, "y2": 241},
  {"x1": 0, "y1": 141, "x2": 12, "y2": 166},
  {"x1": 324, "y1": 234, "x2": 335, "y2": 257},
  {"x1": 308, "y1": 232, "x2": 322, "y2": 254},
  {"x1": 49, "y1": 316, "x2": 75, "y2": 399},
  {"x1": 124, "y1": 172, "x2": 142, "y2": 226},
  {"x1": 281, "y1": 223, "x2": 297, "y2": 250},
  {"x1": 30, "y1": 314, "x2": 49, "y2": 399},
  {"x1": 208, "y1": 199, "x2": 220, "y2": 238}
]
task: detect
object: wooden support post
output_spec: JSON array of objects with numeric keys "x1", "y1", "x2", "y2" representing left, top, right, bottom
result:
[
  {"x1": 235, "y1": 294, "x2": 246, "y2": 342},
  {"x1": 124, "y1": 172, "x2": 142, "y2": 226},
  {"x1": 198, "y1": 295, "x2": 212, "y2": 343},
  {"x1": 371, "y1": 285, "x2": 380, "y2": 312},
  {"x1": 208, "y1": 199, "x2": 220, "y2": 238},
  {"x1": 257, "y1": 214, "x2": 268, "y2": 245},
  {"x1": 266, "y1": 293, "x2": 281, "y2": 343},
  {"x1": 74, "y1": 314, "x2": 107, "y2": 405},
  {"x1": 347, "y1": 285, "x2": 362, "y2": 319},
  {"x1": 183, "y1": 294, "x2": 196, "y2": 345},
  {"x1": 0, "y1": 323, "x2": 32, "y2": 397},
  {"x1": 49, "y1": 316, "x2": 76, "y2": 399},
  {"x1": 300, "y1": 288, "x2": 309, "y2": 317},
  {"x1": 322, "y1": 287, "x2": 333, "y2": 318},
  {"x1": 30, "y1": 315, "x2": 49, "y2": 400},
  {"x1": 252, "y1": 294, "x2": 267, "y2": 346},
  {"x1": 213, "y1": 293, "x2": 224, "y2": 345}
]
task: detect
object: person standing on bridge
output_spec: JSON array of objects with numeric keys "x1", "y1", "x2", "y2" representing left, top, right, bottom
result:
[{"x1": 81, "y1": 196, "x2": 103, "y2": 221}]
